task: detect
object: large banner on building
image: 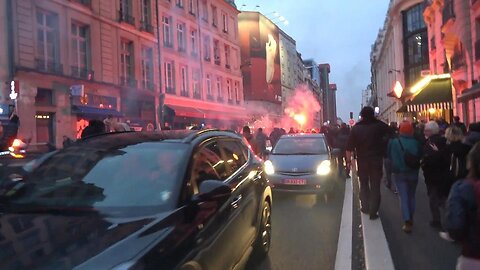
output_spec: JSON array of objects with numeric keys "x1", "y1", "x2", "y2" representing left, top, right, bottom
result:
[{"x1": 239, "y1": 12, "x2": 282, "y2": 104}]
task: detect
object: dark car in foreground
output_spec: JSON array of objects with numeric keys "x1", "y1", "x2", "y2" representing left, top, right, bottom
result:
[
  {"x1": 0, "y1": 130, "x2": 272, "y2": 270},
  {"x1": 264, "y1": 134, "x2": 339, "y2": 201}
]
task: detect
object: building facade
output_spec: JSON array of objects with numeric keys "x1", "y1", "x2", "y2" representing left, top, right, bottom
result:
[
  {"x1": 238, "y1": 11, "x2": 283, "y2": 123},
  {"x1": 159, "y1": 0, "x2": 245, "y2": 129},
  {"x1": 424, "y1": 0, "x2": 480, "y2": 124},
  {"x1": 1, "y1": 0, "x2": 245, "y2": 147},
  {"x1": 279, "y1": 29, "x2": 302, "y2": 110},
  {"x1": 303, "y1": 59, "x2": 323, "y2": 126},
  {"x1": 319, "y1": 63, "x2": 337, "y2": 123},
  {"x1": 371, "y1": 0, "x2": 430, "y2": 124}
]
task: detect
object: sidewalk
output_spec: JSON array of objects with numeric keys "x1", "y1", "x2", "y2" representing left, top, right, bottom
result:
[{"x1": 378, "y1": 174, "x2": 460, "y2": 270}]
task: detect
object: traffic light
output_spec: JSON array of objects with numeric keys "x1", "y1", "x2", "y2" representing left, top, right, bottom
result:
[{"x1": 350, "y1": 112, "x2": 354, "y2": 120}]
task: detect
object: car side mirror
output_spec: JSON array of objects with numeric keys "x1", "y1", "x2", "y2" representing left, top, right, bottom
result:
[
  {"x1": 194, "y1": 180, "x2": 231, "y2": 204},
  {"x1": 331, "y1": 148, "x2": 342, "y2": 157}
]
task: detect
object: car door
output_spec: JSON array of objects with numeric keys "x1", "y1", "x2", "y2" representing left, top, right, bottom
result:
[{"x1": 185, "y1": 138, "x2": 244, "y2": 270}]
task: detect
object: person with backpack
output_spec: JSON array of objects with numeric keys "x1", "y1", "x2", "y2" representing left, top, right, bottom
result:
[
  {"x1": 388, "y1": 121, "x2": 422, "y2": 233},
  {"x1": 445, "y1": 142, "x2": 480, "y2": 269}
]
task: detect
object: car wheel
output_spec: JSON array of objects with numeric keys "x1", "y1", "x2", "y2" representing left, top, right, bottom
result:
[{"x1": 252, "y1": 200, "x2": 272, "y2": 259}]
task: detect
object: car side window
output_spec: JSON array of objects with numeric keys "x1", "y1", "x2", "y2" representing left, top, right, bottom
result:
[
  {"x1": 221, "y1": 140, "x2": 248, "y2": 175},
  {"x1": 190, "y1": 141, "x2": 229, "y2": 193}
]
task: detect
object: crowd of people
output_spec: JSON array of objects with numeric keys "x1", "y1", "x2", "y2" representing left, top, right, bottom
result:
[{"x1": 346, "y1": 106, "x2": 480, "y2": 269}]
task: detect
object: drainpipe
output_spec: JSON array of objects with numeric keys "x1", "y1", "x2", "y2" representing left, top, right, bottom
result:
[
  {"x1": 155, "y1": 0, "x2": 162, "y2": 128},
  {"x1": 6, "y1": 0, "x2": 14, "y2": 80}
]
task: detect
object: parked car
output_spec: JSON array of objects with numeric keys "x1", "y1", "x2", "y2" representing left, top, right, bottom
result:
[
  {"x1": 0, "y1": 130, "x2": 272, "y2": 270},
  {"x1": 264, "y1": 133, "x2": 340, "y2": 201}
]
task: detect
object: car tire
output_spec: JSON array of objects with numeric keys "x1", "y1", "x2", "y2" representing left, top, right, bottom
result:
[{"x1": 252, "y1": 200, "x2": 272, "y2": 259}]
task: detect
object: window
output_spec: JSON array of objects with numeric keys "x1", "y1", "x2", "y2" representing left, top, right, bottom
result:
[
  {"x1": 119, "y1": 0, "x2": 134, "y2": 25},
  {"x1": 203, "y1": 35, "x2": 211, "y2": 60},
  {"x1": 232, "y1": 48, "x2": 239, "y2": 70},
  {"x1": 188, "y1": 0, "x2": 196, "y2": 15},
  {"x1": 162, "y1": 16, "x2": 173, "y2": 47},
  {"x1": 234, "y1": 81, "x2": 240, "y2": 103},
  {"x1": 227, "y1": 79, "x2": 232, "y2": 101},
  {"x1": 216, "y1": 76, "x2": 223, "y2": 99},
  {"x1": 191, "y1": 29, "x2": 198, "y2": 55},
  {"x1": 211, "y1": 5, "x2": 218, "y2": 26},
  {"x1": 164, "y1": 60, "x2": 175, "y2": 93},
  {"x1": 180, "y1": 66, "x2": 188, "y2": 96},
  {"x1": 201, "y1": 0, "x2": 208, "y2": 21},
  {"x1": 403, "y1": 3, "x2": 429, "y2": 87},
  {"x1": 224, "y1": 44, "x2": 231, "y2": 68},
  {"x1": 222, "y1": 12, "x2": 228, "y2": 32},
  {"x1": 36, "y1": 9, "x2": 60, "y2": 73},
  {"x1": 176, "y1": 0, "x2": 184, "y2": 8},
  {"x1": 193, "y1": 69, "x2": 201, "y2": 99},
  {"x1": 206, "y1": 74, "x2": 212, "y2": 98},
  {"x1": 213, "y1": 40, "x2": 220, "y2": 64},
  {"x1": 141, "y1": 47, "x2": 154, "y2": 91},
  {"x1": 192, "y1": 141, "x2": 229, "y2": 186},
  {"x1": 35, "y1": 88, "x2": 54, "y2": 106},
  {"x1": 71, "y1": 22, "x2": 90, "y2": 79},
  {"x1": 177, "y1": 23, "x2": 186, "y2": 52},
  {"x1": 220, "y1": 140, "x2": 247, "y2": 175},
  {"x1": 120, "y1": 40, "x2": 135, "y2": 86},
  {"x1": 140, "y1": 0, "x2": 153, "y2": 33}
]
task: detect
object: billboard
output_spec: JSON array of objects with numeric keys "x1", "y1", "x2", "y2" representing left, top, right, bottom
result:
[{"x1": 239, "y1": 12, "x2": 282, "y2": 104}]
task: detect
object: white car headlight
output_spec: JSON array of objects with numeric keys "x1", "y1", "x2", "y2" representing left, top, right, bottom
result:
[
  {"x1": 264, "y1": 160, "x2": 275, "y2": 175},
  {"x1": 316, "y1": 160, "x2": 331, "y2": 175}
]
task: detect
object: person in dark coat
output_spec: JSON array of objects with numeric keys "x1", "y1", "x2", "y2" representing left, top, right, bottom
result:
[
  {"x1": 445, "y1": 126, "x2": 470, "y2": 182},
  {"x1": 422, "y1": 121, "x2": 451, "y2": 229},
  {"x1": 81, "y1": 120, "x2": 106, "y2": 139},
  {"x1": 464, "y1": 122, "x2": 480, "y2": 147},
  {"x1": 336, "y1": 123, "x2": 351, "y2": 177},
  {"x1": 255, "y1": 128, "x2": 268, "y2": 159},
  {"x1": 453, "y1": 116, "x2": 467, "y2": 135},
  {"x1": 346, "y1": 106, "x2": 390, "y2": 220},
  {"x1": 384, "y1": 122, "x2": 399, "y2": 193},
  {"x1": 269, "y1": 128, "x2": 282, "y2": 148},
  {"x1": 445, "y1": 142, "x2": 480, "y2": 269}
]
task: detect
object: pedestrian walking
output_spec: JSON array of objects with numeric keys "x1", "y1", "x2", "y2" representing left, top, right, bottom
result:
[
  {"x1": 81, "y1": 120, "x2": 106, "y2": 139},
  {"x1": 336, "y1": 123, "x2": 351, "y2": 178},
  {"x1": 446, "y1": 126, "x2": 470, "y2": 182},
  {"x1": 346, "y1": 106, "x2": 390, "y2": 220},
  {"x1": 384, "y1": 122, "x2": 399, "y2": 193},
  {"x1": 388, "y1": 121, "x2": 422, "y2": 233},
  {"x1": 255, "y1": 128, "x2": 268, "y2": 159},
  {"x1": 445, "y1": 142, "x2": 480, "y2": 270},
  {"x1": 242, "y1": 126, "x2": 255, "y2": 146},
  {"x1": 464, "y1": 122, "x2": 480, "y2": 147},
  {"x1": 453, "y1": 116, "x2": 467, "y2": 135},
  {"x1": 421, "y1": 121, "x2": 451, "y2": 229}
]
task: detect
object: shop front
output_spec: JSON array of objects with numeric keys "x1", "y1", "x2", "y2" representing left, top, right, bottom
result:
[{"x1": 121, "y1": 89, "x2": 157, "y2": 131}]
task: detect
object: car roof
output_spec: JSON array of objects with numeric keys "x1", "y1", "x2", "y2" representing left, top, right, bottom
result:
[
  {"x1": 279, "y1": 133, "x2": 326, "y2": 139},
  {"x1": 77, "y1": 129, "x2": 242, "y2": 149}
]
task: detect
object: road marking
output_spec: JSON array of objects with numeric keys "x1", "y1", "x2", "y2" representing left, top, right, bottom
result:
[
  {"x1": 361, "y1": 207, "x2": 395, "y2": 270},
  {"x1": 334, "y1": 178, "x2": 353, "y2": 270}
]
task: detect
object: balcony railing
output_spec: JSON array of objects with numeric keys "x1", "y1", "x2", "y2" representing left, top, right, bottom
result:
[
  {"x1": 71, "y1": 66, "x2": 94, "y2": 80},
  {"x1": 164, "y1": 42, "x2": 173, "y2": 48},
  {"x1": 193, "y1": 92, "x2": 201, "y2": 99},
  {"x1": 178, "y1": 46, "x2": 187, "y2": 53},
  {"x1": 207, "y1": 94, "x2": 214, "y2": 101},
  {"x1": 214, "y1": 57, "x2": 221, "y2": 65},
  {"x1": 73, "y1": 0, "x2": 91, "y2": 7},
  {"x1": 35, "y1": 59, "x2": 63, "y2": 74},
  {"x1": 166, "y1": 87, "x2": 175, "y2": 94},
  {"x1": 225, "y1": 64, "x2": 231, "y2": 69},
  {"x1": 204, "y1": 56, "x2": 211, "y2": 62},
  {"x1": 236, "y1": 100, "x2": 241, "y2": 105},
  {"x1": 451, "y1": 51, "x2": 466, "y2": 70},
  {"x1": 217, "y1": 96, "x2": 224, "y2": 102},
  {"x1": 228, "y1": 99, "x2": 233, "y2": 104},
  {"x1": 180, "y1": 90, "x2": 189, "y2": 97},
  {"x1": 476, "y1": 40, "x2": 480, "y2": 61},
  {"x1": 442, "y1": 0, "x2": 455, "y2": 25},
  {"x1": 118, "y1": 11, "x2": 135, "y2": 25},
  {"x1": 120, "y1": 76, "x2": 137, "y2": 88},
  {"x1": 140, "y1": 21, "x2": 154, "y2": 34}
]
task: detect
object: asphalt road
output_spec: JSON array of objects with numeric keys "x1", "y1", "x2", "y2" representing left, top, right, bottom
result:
[{"x1": 247, "y1": 180, "x2": 345, "y2": 270}]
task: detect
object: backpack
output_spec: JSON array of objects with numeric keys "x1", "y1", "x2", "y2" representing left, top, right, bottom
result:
[{"x1": 397, "y1": 138, "x2": 421, "y2": 170}]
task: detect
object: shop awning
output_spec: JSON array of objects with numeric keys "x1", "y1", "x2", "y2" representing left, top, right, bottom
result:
[
  {"x1": 457, "y1": 84, "x2": 480, "y2": 102},
  {"x1": 407, "y1": 77, "x2": 453, "y2": 112},
  {"x1": 72, "y1": 105, "x2": 123, "y2": 117},
  {"x1": 167, "y1": 104, "x2": 247, "y2": 121}
]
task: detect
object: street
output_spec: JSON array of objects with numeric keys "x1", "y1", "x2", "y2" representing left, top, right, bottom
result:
[{"x1": 247, "y1": 180, "x2": 345, "y2": 270}]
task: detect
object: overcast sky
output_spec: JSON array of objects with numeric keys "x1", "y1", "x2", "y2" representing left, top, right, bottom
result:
[{"x1": 237, "y1": 0, "x2": 390, "y2": 121}]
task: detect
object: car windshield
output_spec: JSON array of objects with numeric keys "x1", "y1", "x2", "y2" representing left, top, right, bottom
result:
[
  {"x1": 3, "y1": 142, "x2": 188, "y2": 216},
  {"x1": 272, "y1": 137, "x2": 327, "y2": 155}
]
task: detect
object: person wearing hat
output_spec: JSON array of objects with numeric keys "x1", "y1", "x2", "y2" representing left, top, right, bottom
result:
[
  {"x1": 388, "y1": 121, "x2": 422, "y2": 233},
  {"x1": 346, "y1": 106, "x2": 390, "y2": 220}
]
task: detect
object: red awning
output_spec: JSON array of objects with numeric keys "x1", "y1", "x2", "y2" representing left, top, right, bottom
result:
[
  {"x1": 167, "y1": 105, "x2": 205, "y2": 118},
  {"x1": 167, "y1": 104, "x2": 247, "y2": 120}
]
